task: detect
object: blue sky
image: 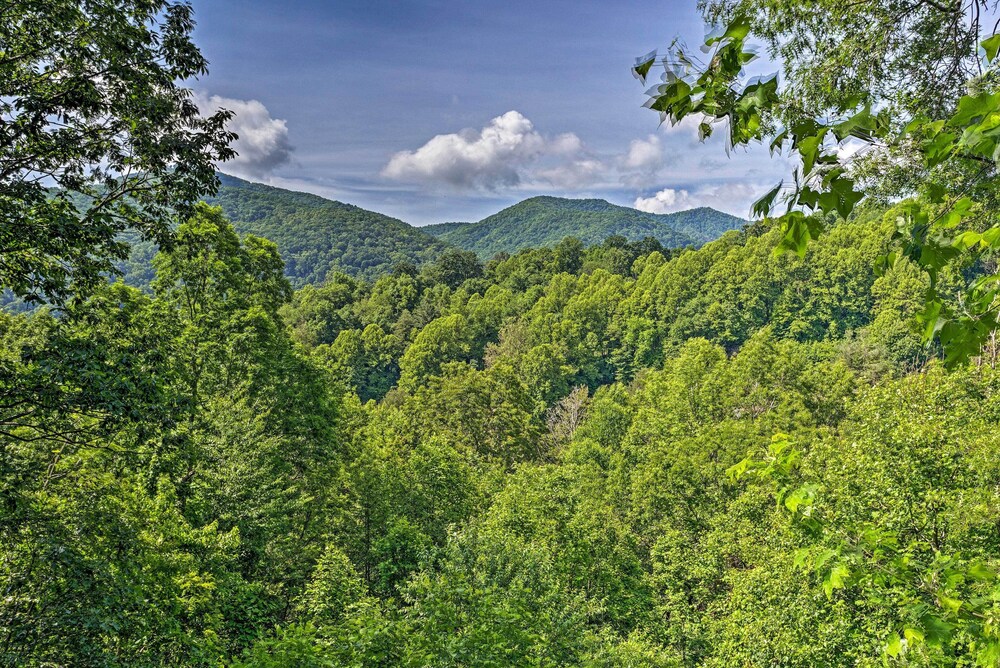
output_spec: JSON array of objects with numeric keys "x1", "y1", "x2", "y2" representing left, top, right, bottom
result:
[{"x1": 188, "y1": 0, "x2": 788, "y2": 224}]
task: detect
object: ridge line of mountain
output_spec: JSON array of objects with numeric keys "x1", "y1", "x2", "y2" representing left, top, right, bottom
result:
[{"x1": 214, "y1": 173, "x2": 746, "y2": 268}]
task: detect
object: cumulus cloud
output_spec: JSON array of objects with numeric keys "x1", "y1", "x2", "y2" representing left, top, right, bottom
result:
[
  {"x1": 382, "y1": 111, "x2": 591, "y2": 190},
  {"x1": 536, "y1": 158, "x2": 607, "y2": 189},
  {"x1": 379, "y1": 110, "x2": 791, "y2": 212},
  {"x1": 195, "y1": 92, "x2": 292, "y2": 180},
  {"x1": 635, "y1": 182, "x2": 774, "y2": 217},
  {"x1": 634, "y1": 188, "x2": 695, "y2": 214},
  {"x1": 621, "y1": 135, "x2": 664, "y2": 172},
  {"x1": 617, "y1": 134, "x2": 667, "y2": 187}
]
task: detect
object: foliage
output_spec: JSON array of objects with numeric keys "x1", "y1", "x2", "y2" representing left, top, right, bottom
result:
[
  {"x1": 5, "y1": 167, "x2": 969, "y2": 667},
  {"x1": 429, "y1": 195, "x2": 743, "y2": 258},
  {"x1": 634, "y1": 5, "x2": 1000, "y2": 364},
  {"x1": 203, "y1": 174, "x2": 450, "y2": 285},
  {"x1": 9, "y1": 0, "x2": 1000, "y2": 665},
  {"x1": 0, "y1": 0, "x2": 235, "y2": 304}
]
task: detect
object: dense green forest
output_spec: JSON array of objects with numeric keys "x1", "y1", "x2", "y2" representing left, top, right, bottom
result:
[
  {"x1": 3, "y1": 200, "x2": 987, "y2": 666},
  {"x1": 8, "y1": 0, "x2": 1000, "y2": 666},
  {"x1": 109, "y1": 174, "x2": 451, "y2": 290},
  {"x1": 425, "y1": 196, "x2": 744, "y2": 258},
  {"x1": 38, "y1": 177, "x2": 743, "y2": 303},
  {"x1": 204, "y1": 175, "x2": 452, "y2": 285}
]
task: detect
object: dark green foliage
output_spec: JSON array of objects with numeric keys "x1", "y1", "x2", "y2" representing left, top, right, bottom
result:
[
  {"x1": 1, "y1": 206, "x2": 345, "y2": 666},
  {"x1": 432, "y1": 196, "x2": 744, "y2": 258},
  {"x1": 0, "y1": 0, "x2": 235, "y2": 304},
  {"x1": 420, "y1": 221, "x2": 471, "y2": 236},
  {"x1": 2, "y1": 182, "x2": 746, "y2": 314},
  {"x1": 204, "y1": 174, "x2": 450, "y2": 286},
  {"x1": 8, "y1": 179, "x2": 971, "y2": 666},
  {"x1": 635, "y1": 8, "x2": 1000, "y2": 364}
]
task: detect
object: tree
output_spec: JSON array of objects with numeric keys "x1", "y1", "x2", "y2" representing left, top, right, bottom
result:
[
  {"x1": 420, "y1": 247, "x2": 483, "y2": 289},
  {"x1": 633, "y1": 2, "x2": 1000, "y2": 362},
  {"x1": 1, "y1": 0, "x2": 236, "y2": 304},
  {"x1": 397, "y1": 314, "x2": 474, "y2": 390},
  {"x1": 700, "y1": 0, "x2": 986, "y2": 121}
]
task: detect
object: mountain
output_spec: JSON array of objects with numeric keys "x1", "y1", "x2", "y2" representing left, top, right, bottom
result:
[
  {"x1": 420, "y1": 222, "x2": 471, "y2": 236},
  {"x1": 3, "y1": 180, "x2": 746, "y2": 313},
  {"x1": 659, "y1": 206, "x2": 749, "y2": 245},
  {"x1": 423, "y1": 196, "x2": 745, "y2": 258},
  {"x1": 203, "y1": 174, "x2": 449, "y2": 285},
  {"x1": 111, "y1": 174, "x2": 451, "y2": 291}
]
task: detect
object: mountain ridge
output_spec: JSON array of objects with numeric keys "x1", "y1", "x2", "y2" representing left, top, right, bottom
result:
[
  {"x1": 3, "y1": 176, "x2": 750, "y2": 312},
  {"x1": 204, "y1": 173, "x2": 449, "y2": 285},
  {"x1": 422, "y1": 195, "x2": 745, "y2": 258}
]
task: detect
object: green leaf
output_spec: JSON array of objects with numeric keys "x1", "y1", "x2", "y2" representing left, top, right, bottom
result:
[
  {"x1": 797, "y1": 134, "x2": 824, "y2": 175},
  {"x1": 823, "y1": 563, "x2": 850, "y2": 599},
  {"x1": 925, "y1": 181, "x2": 948, "y2": 203},
  {"x1": 783, "y1": 484, "x2": 818, "y2": 514},
  {"x1": 937, "y1": 594, "x2": 963, "y2": 616},
  {"x1": 938, "y1": 196, "x2": 973, "y2": 228},
  {"x1": 916, "y1": 295, "x2": 944, "y2": 343},
  {"x1": 726, "y1": 457, "x2": 752, "y2": 481},
  {"x1": 751, "y1": 181, "x2": 782, "y2": 218},
  {"x1": 769, "y1": 129, "x2": 788, "y2": 155},
  {"x1": 967, "y1": 561, "x2": 995, "y2": 582},
  {"x1": 949, "y1": 92, "x2": 1000, "y2": 128},
  {"x1": 980, "y1": 226, "x2": 1000, "y2": 248},
  {"x1": 921, "y1": 614, "x2": 955, "y2": 647},
  {"x1": 982, "y1": 34, "x2": 1000, "y2": 63},
  {"x1": 885, "y1": 635, "x2": 903, "y2": 658},
  {"x1": 833, "y1": 106, "x2": 872, "y2": 142},
  {"x1": 775, "y1": 211, "x2": 823, "y2": 258},
  {"x1": 632, "y1": 51, "x2": 657, "y2": 83},
  {"x1": 922, "y1": 131, "x2": 957, "y2": 167}
]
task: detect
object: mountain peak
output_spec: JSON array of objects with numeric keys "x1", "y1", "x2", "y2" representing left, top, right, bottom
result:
[{"x1": 425, "y1": 196, "x2": 744, "y2": 258}]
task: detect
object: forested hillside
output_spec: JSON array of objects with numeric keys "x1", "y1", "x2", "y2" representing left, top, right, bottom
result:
[
  {"x1": 1, "y1": 177, "x2": 450, "y2": 310},
  {"x1": 10, "y1": 200, "x2": 988, "y2": 666},
  {"x1": 420, "y1": 221, "x2": 471, "y2": 236},
  {"x1": 83, "y1": 182, "x2": 746, "y2": 298},
  {"x1": 9, "y1": 0, "x2": 1000, "y2": 665},
  {"x1": 205, "y1": 174, "x2": 450, "y2": 285},
  {"x1": 426, "y1": 196, "x2": 744, "y2": 257}
]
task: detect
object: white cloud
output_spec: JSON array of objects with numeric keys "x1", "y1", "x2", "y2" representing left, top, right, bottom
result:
[
  {"x1": 617, "y1": 120, "x2": 717, "y2": 188},
  {"x1": 549, "y1": 132, "x2": 586, "y2": 156},
  {"x1": 536, "y1": 158, "x2": 607, "y2": 189},
  {"x1": 382, "y1": 111, "x2": 592, "y2": 190},
  {"x1": 378, "y1": 110, "x2": 792, "y2": 216},
  {"x1": 634, "y1": 188, "x2": 695, "y2": 214},
  {"x1": 621, "y1": 135, "x2": 663, "y2": 172},
  {"x1": 635, "y1": 182, "x2": 773, "y2": 217},
  {"x1": 195, "y1": 93, "x2": 292, "y2": 180}
]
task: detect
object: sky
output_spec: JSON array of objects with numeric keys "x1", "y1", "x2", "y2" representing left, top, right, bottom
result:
[{"x1": 188, "y1": 0, "x2": 790, "y2": 225}]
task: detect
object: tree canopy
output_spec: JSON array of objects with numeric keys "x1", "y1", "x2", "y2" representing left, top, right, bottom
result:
[
  {"x1": 7, "y1": 0, "x2": 1000, "y2": 665},
  {"x1": 633, "y1": 0, "x2": 1000, "y2": 364},
  {"x1": 1, "y1": 0, "x2": 234, "y2": 304}
]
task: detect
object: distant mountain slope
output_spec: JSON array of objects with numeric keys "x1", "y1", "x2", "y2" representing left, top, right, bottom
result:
[
  {"x1": 421, "y1": 222, "x2": 471, "y2": 236},
  {"x1": 2, "y1": 182, "x2": 746, "y2": 313},
  {"x1": 660, "y1": 206, "x2": 746, "y2": 245},
  {"x1": 431, "y1": 196, "x2": 744, "y2": 258},
  {"x1": 203, "y1": 174, "x2": 449, "y2": 285}
]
